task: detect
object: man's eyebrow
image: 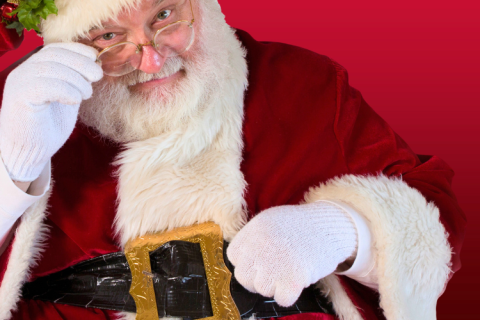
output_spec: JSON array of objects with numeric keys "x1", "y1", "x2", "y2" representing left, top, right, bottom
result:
[{"x1": 89, "y1": 24, "x2": 116, "y2": 32}]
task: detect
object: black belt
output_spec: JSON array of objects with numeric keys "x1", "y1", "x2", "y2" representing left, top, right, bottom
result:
[{"x1": 22, "y1": 226, "x2": 334, "y2": 319}]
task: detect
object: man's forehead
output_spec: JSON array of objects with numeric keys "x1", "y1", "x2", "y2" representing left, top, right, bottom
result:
[{"x1": 90, "y1": 0, "x2": 167, "y2": 31}]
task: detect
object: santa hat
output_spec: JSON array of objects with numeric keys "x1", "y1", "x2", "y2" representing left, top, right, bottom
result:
[
  {"x1": 2, "y1": 0, "x2": 150, "y2": 45},
  {"x1": 40, "y1": 0, "x2": 143, "y2": 44}
]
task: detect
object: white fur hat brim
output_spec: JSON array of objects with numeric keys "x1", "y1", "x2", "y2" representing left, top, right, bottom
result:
[{"x1": 40, "y1": 0, "x2": 142, "y2": 44}]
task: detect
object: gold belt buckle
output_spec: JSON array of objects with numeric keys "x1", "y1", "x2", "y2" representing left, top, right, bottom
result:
[{"x1": 124, "y1": 222, "x2": 241, "y2": 320}]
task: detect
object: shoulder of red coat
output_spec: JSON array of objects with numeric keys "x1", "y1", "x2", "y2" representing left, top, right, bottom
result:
[
  {"x1": 234, "y1": 28, "x2": 341, "y2": 91},
  {"x1": 235, "y1": 28, "x2": 343, "y2": 133}
]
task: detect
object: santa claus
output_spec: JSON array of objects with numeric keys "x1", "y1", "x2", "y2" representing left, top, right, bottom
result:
[{"x1": 0, "y1": 0, "x2": 466, "y2": 319}]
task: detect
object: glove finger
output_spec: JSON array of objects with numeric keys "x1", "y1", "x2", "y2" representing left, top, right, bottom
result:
[
  {"x1": 226, "y1": 245, "x2": 238, "y2": 267},
  {"x1": 30, "y1": 46, "x2": 103, "y2": 83},
  {"x1": 27, "y1": 77, "x2": 83, "y2": 107},
  {"x1": 227, "y1": 227, "x2": 254, "y2": 267},
  {"x1": 273, "y1": 282, "x2": 304, "y2": 307},
  {"x1": 32, "y1": 61, "x2": 93, "y2": 100},
  {"x1": 226, "y1": 237, "x2": 249, "y2": 267},
  {"x1": 233, "y1": 261, "x2": 258, "y2": 294},
  {"x1": 253, "y1": 272, "x2": 275, "y2": 298},
  {"x1": 43, "y1": 42, "x2": 99, "y2": 61}
]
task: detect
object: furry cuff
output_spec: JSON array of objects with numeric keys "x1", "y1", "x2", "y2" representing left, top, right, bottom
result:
[
  {"x1": 305, "y1": 174, "x2": 451, "y2": 320},
  {"x1": 0, "y1": 188, "x2": 51, "y2": 320}
]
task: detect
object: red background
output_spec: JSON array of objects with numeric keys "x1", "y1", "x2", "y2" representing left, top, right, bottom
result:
[{"x1": 1, "y1": 0, "x2": 479, "y2": 319}]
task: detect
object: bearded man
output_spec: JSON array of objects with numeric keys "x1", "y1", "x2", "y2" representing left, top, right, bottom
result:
[{"x1": 0, "y1": 0, "x2": 466, "y2": 319}]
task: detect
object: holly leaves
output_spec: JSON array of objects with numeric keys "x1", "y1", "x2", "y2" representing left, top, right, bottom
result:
[
  {"x1": 9, "y1": 0, "x2": 58, "y2": 34},
  {"x1": 6, "y1": 20, "x2": 24, "y2": 35}
]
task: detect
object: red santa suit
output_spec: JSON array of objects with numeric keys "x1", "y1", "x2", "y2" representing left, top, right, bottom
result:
[{"x1": 0, "y1": 26, "x2": 465, "y2": 320}]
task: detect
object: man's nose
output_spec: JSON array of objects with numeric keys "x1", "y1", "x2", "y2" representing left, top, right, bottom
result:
[{"x1": 136, "y1": 45, "x2": 166, "y2": 74}]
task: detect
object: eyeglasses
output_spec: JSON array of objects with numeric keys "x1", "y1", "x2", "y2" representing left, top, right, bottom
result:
[{"x1": 95, "y1": 0, "x2": 195, "y2": 77}]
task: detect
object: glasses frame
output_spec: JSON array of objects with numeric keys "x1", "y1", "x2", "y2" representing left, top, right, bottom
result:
[{"x1": 95, "y1": 0, "x2": 195, "y2": 62}]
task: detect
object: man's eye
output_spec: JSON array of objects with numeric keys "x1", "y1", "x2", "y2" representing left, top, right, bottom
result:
[
  {"x1": 157, "y1": 10, "x2": 172, "y2": 21},
  {"x1": 102, "y1": 33, "x2": 116, "y2": 41}
]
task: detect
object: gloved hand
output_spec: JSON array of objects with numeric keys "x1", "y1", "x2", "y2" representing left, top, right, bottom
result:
[
  {"x1": 0, "y1": 42, "x2": 103, "y2": 182},
  {"x1": 227, "y1": 201, "x2": 358, "y2": 307}
]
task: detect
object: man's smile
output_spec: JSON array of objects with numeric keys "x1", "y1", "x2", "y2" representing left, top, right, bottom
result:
[{"x1": 129, "y1": 70, "x2": 183, "y2": 92}]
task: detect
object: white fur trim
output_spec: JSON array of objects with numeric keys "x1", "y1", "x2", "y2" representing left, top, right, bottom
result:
[
  {"x1": 0, "y1": 187, "x2": 51, "y2": 320},
  {"x1": 305, "y1": 174, "x2": 452, "y2": 320},
  {"x1": 40, "y1": 0, "x2": 142, "y2": 43},
  {"x1": 317, "y1": 275, "x2": 363, "y2": 320}
]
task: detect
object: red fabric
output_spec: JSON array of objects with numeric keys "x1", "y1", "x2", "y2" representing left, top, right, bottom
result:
[
  {"x1": 0, "y1": 22, "x2": 23, "y2": 58},
  {"x1": 0, "y1": 29, "x2": 466, "y2": 320},
  {"x1": 12, "y1": 299, "x2": 117, "y2": 319},
  {"x1": 0, "y1": 46, "x2": 41, "y2": 93}
]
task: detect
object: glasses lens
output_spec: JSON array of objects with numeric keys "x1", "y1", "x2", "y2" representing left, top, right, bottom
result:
[
  {"x1": 97, "y1": 42, "x2": 142, "y2": 77},
  {"x1": 154, "y1": 20, "x2": 194, "y2": 58}
]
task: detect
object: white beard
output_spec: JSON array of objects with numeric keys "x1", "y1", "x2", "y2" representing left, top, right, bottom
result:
[{"x1": 79, "y1": 0, "x2": 232, "y2": 143}]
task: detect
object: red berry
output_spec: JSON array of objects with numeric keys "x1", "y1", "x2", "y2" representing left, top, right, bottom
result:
[{"x1": 1, "y1": 3, "x2": 18, "y2": 22}]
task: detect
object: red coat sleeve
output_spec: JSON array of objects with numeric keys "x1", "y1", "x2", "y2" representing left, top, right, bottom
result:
[{"x1": 331, "y1": 60, "x2": 466, "y2": 275}]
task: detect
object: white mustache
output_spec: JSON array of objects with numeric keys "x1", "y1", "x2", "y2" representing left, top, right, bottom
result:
[{"x1": 118, "y1": 56, "x2": 185, "y2": 87}]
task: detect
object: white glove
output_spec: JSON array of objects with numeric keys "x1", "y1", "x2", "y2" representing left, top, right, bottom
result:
[
  {"x1": 0, "y1": 42, "x2": 103, "y2": 182},
  {"x1": 227, "y1": 201, "x2": 358, "y2": 307}
]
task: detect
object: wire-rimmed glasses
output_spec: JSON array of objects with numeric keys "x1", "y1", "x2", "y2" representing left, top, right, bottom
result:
[{"x1": 94, "y1": 0, "x2": 195, "y2": 77}]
